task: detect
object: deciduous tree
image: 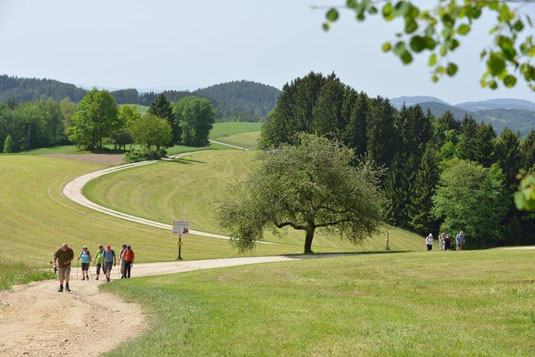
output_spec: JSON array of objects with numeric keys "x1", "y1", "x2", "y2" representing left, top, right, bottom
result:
[{"x1": 217, "y1": 134, "x2": 384, "y2": 254}]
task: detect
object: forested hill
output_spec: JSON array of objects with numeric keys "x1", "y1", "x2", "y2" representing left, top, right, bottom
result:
[
  {"x1": 0, "y1": 75, "x2": 280, "y2": 122},
  {"x1": 0, "y1": 75, "x2": 86, "y2": 103}
]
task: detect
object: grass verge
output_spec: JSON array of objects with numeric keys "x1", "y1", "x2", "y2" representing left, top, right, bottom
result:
[
  {"x1": 0, "y1": 260, "x2": 54, "y2": 291},
  {"x1": 102, "y1": 249, "x2": 535, "y2": 356}
]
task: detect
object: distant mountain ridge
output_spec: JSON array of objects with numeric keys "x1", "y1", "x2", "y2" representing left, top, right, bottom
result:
[
  {"x1": 390, "y1": 96, "x2": 448, "y2": 108},
  {"x1": 390, "y1": 96, "x2": 535, "y2": 136},
  {"x1": 0, "y1": 75, "x2": 280, "y2": 122}
]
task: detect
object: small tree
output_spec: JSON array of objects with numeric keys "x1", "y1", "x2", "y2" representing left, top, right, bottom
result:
[
  {"x1": 149, "y1": 94, "x2": 179, "y2": 145},
  {"x1": 217, "y1": 134, "x2": 384, "y2": 254},
  {"x1": 432, "y1": 159, "x2": 508, "y2": 248},
  {"x1": 3, "y1": 135, "x2": 15, "y2": 153},
  {"x1": 129, "y1": 114, "x2": 172, "y2": 151}
]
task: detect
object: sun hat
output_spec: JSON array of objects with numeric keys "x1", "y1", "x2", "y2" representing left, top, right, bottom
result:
[{"x1": 83, "y1": 245, "x2": 87, "y2": 249}]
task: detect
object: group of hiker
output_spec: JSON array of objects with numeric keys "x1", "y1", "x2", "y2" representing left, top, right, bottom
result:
[
  {"x1": 425, "y1": 231, "x2": 465, "y2": 251},
  {"x1": 52, "y1": 243, "x2": 135, "y2": 292}
]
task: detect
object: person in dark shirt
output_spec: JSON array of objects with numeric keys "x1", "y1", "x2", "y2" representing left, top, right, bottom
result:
[{"x1": 53, "y1": 243, "x2": 74, "y2": 292}]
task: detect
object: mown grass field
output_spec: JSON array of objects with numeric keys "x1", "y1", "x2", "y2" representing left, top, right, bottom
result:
[
  {"x1": 0, "y1": 155, "x2": 375, "y2": 266},
  {"x1": 103, "y1": 249, "x2": 535, "y2": 356},
  {"x1": 209, "y1": 122, "x2": 262, "y2": 138},
  {"x1": 210, "y1": 122, "x2": 261, "y2": 149},
  {"x1": 84, "y1": 150, "x2": 423, "y2": 251}
]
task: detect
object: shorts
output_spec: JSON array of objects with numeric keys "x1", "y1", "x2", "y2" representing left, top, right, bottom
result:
[
  {"x1": 104, "y1": 261, "x2": 113, "y2": 272},
  {"x1": 81, "y1": 262, "x2": 89, "y2": 271},
  {"x1": 58, "y1": 265, "x2": 71, "y2": 280}
]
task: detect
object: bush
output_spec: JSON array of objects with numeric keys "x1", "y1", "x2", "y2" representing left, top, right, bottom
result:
[{"x1": 125, "y1": 148, "x2": 167, "y2": 163}]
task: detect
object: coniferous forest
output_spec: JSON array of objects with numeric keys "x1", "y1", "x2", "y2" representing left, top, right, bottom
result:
[{"x1": 261, "y1": 72, "x2": 535, "y2": 248}]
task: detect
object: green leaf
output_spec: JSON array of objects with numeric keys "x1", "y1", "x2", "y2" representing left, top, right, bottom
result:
[
  {"x1": 326, "y1": 8, "x2": 339, "y2": 22},
  {"x1": 431, "y1": 75, "x2": 439, "y2": 83},
  {"x1": 393, "y1": 41, "x2": 406, "y2": 56},
  {"x1": 428, "y1": 53, "x2": 437, "y2": 66},
  {"x1": 457, "y1": 24, "x2": 470, "y2": 35},
  {"x1": 405, "y1": 19, "x2": 418, "y2": 34},
  {"x1": 322, "y1": 23, "x2": 330, "y2": 31},
  {"x1": 400, "y1": 50, "x2": 413, "y2": 64},
  {"x1": 382, "y1": 42, "x2": 392, "y2": 52},
  {"x1": 446, "y1": 63, "x2": 458, "y2": 76},
  {"x1": 409, "y1": 36, "x2": 426, "y2": 53},
  {"x1": 424, "y1": 36, "x2": 437, "y2": 50},
  {"x1": 503, "y1": 74, "x2": 517, "y2": 88},
  {"x1": 514, "y1": 20, "x2": 524, "y2": 32},
  {"x1": 382, "y1": 3, "x2": 394, "y2": 21},
  {"x1": 368, "y1": 6, "x2": 378, "y2": 14},
  {"x1": 487, "y1": 54, "x2": 506, "y2": 76},
  {"x1": 489, "y1": 80, "x2": 498, "y2": 90}
]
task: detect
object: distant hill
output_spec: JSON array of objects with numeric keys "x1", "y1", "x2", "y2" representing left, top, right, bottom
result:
[
  {"x1": 0, "y1": 75, "x2": 280, "y2": 122},
  {"x1": 456, "y1": 98, "x2": 535, "y2": 112},
  {"x1": 415, "y1": 102, "x2": 535, "y2": 136},
  {"x1": 390, "y1": 96, "x2": 448, "y2": 108},
  {"x1": 0, "y1": 74, "x2": 86, "y2": 102}
]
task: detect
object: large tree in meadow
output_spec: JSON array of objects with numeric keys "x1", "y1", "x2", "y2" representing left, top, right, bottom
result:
[
  {"x1": 68, "y1": 89, "x2": 119, "y2": 150},
  {"x1": 217, "y1": 134, "x2": 384, "y2": 254},
  {"x1": 173, "y1": 96, "x2": 215, "y2": 147},
  {"x1": 129, "y1": 114, "x2": 172, "y2": 151}
]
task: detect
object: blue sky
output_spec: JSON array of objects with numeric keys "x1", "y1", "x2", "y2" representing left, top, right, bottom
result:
[{"x1": 0, "y1": 0, "x2": 533, "y2": 104}]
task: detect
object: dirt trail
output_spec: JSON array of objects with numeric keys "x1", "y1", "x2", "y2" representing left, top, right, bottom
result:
[{"x1": 0, "y1": 254, "x2": 338, "y2": 356}]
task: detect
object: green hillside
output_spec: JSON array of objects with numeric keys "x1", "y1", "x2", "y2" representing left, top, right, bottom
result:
[
  {"x1": 104, "y1": 249, "x2": 535, "y2": 356},
  {"x1": 0, "y1": 155, "x2": 327, "y2": 265},
  {"x1": 84, "y1": 150, "x2": 423, "y2": 251}
]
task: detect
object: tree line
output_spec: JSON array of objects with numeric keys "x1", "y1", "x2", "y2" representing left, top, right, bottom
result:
[
  {"x1": 0, "y1": 75, "x2": 280, "y2": 123},
  {"x1": 1, "y1": 90, "x2": 215, "y2": 158},
  {"x1": 261, "y1": 72, "x2": 535, "y2": 248}
]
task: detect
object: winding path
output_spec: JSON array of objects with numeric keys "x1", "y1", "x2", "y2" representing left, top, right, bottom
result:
[{"x1": 62, "y1": 152, "x2": 235, "y2": 241}]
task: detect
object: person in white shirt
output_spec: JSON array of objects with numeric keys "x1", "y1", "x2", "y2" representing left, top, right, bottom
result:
[
  {"x1": 438, "y1": 233, "x2": 445, "y2": 250},
  {"x1": 425, "y1": 233, "x2": 434, "y2": 251}
]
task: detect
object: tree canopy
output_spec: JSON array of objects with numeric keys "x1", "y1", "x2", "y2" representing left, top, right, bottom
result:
[
  {"x1": 217, "y1": 134, "x2": 384, "y2": 254},
  {"x1": 173, "y1": 96, "x2": 215, "y2": 147},
  {"x1": 322, "y1": 1, "x2": 535, "y2": 91}
]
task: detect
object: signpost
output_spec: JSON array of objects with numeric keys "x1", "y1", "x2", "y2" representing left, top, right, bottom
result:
[{"x1": 173, "y1": 220, "x2": 189, "y2": 260}]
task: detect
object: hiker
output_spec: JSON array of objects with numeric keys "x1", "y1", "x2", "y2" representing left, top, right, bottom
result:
[
  {"x1": 438, "y1": 233, "x2": 445, "y2": 251},
  {"x1": 444, "y1": 234, "x2": 452, "y2": 251},
  {"x1": 123, "y1": 245, "x2": 135, "y2": 278},
  {"x1": 456, "y1": 231, "x2": 465, "y2": 251},
  {"x1": 77, "y1": 245, "x2": 92, "y2": 280},
  {"x1": 119, "y1": 244, "x2": 127, "y2": 279},
  {"x1": 94, "y1": 245, "x2": 104, "y2": 280},
  {"x1": 425, "y1": 233, "x2": 434, "y2": 251},
  {"x1": 53, "y1": 243, "x2": 74, "y2": 292},
  {"x1": 102, "y1": 245, "x2": 117, "y2": 283}
]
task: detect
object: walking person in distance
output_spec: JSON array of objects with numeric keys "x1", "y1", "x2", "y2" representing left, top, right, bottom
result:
[
  {"x1": 94, "y1": 245, "x2": 104, "y2": 280},
  {"x1": 102, "y1": 245, "x2": 116, "y2": 283},
  {"x1": 425, "y1": 233, "x2": 434, "y2": 251},
  {"x1": 123, "y1": 245, "x2": 135, "y2": 279},
  {"x1": 77, "y1": 245, "x2": 92, "y2": 281},
  {"x1": 456, "y1": 231, "x2": 466, "y2": 251},
  {"x1": 444, "y1": 234, "x2": 452, "y2": 251},
  {"x1": 119, "y1": 244, "x2": 127, "y2": 279},
  {"x1": 53, "y1": 243, "x2": 74, "y2": 292}
]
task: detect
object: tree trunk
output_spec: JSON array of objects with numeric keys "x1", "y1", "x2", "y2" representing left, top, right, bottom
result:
[{"x1": 304, "y1": 227, "x2": 315, "y2": 254}]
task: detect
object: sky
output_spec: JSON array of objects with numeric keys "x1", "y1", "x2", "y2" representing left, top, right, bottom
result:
[{"x1": 0, "y1": 0, "x2": 534, "y2": 104}]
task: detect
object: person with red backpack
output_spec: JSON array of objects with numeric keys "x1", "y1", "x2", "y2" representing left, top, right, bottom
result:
[{"x1": 123, "y1": 245, "x2": 135, "y2": 278}]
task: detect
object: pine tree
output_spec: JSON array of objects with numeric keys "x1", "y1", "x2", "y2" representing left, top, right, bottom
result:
[
  {"x1": 344, "y1": 91, "x2": 368, "y2": 157},
  {"x1": 521, "y1": 129, "x2": 535, "y2": 171},
  {"x1": 474, "y1": 123, "x2": 496, "y2": 167},
  {"x1": 495, "y1": 128, "x2": 522, "y2": 187},
  {"x1": 456, "y1": 115, "x2": 479, "y2": 162},
  {"x1": 311, "y1": 74, "x2": 344, "y2": 137},
  {"x1": 3, "y1": 134, "x2": 15, "y2": 153},
  {"x1": 408, "y1": 145, "x2": 439, "y2": 235},
  {"x1": 148, "y1": 94, "x2": 178, "y2": 145},
  {"x1": 366, "y1": 97, "x2": 397, "y2": 168}
]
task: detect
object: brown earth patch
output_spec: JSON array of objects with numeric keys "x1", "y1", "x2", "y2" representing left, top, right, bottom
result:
[{"x1": 46, "y1": 153, "x2": 125, "y2": 166}]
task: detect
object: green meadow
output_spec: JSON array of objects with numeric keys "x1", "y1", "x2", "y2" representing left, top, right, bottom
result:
[
  {"x1": 103, "y1": 249, "x2": 535, "y2": 356},
  {"x1": 84, "y1": 150, "x2": 423, "y2": 251}
]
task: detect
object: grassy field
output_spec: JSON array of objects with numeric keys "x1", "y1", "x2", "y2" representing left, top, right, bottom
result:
[
  {"x1": 209, "y1": 122, "x2": 262, "y2": 138},
  {"x1": 210, "y1": 122, "x2": 262, "y2": 149},
  {"x1": 84, "y1": 150, "x2": 423, "y2": 251},
  {"x1": 0, "y1": 260, "x2": 55, "y2": 291},
  {"x1": 102, "y1": 249, "x2": 535, "y2": 356},
  {"x1": 0, "y1": 155, "x2": 372, "y2": 266}
]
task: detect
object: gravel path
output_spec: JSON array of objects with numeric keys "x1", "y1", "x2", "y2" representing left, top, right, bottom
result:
[
  {"x1": 0, "y1": 253, "x2": 349, "y2": 356},
  {"x1": 209, "y1": 139, "x2": 250, "y2": 150}
]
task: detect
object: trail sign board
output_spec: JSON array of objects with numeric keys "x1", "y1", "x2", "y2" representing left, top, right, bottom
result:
[{"x1": 173, "y1": 220, "x2": 189, "y2": 235}]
